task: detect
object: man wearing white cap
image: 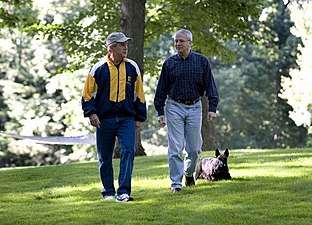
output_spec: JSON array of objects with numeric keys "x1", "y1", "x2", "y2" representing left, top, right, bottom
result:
[{"x1": 82, "y1": 32, "x2": 147, "y2": 202}]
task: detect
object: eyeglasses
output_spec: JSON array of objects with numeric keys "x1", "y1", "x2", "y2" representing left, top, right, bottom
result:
[{"x1": 174, "y1": 39, "x2": 191, "y2": 44}]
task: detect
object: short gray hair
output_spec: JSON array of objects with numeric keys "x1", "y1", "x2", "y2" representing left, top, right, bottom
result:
[
  {"x1": 174, "y1": 29, "x2": 193, "y2": 41},
  {"x1": 107, "y1": 42, "x2": 117, "y2": 52}
]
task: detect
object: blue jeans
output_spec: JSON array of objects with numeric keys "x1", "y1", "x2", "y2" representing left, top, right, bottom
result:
[
  {"x1": 165, "y1": 98, "x2": 203, "y2": 189},
  {"x1": 96, "y1": 116, "x2": 135, "y2": 197}
]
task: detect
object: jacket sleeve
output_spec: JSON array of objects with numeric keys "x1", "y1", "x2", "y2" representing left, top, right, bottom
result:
[
  {"x1": 134, "y1": 74, "x2": 147, "y2": 122},
  {"x1": 81, "y1": 74, "x2": 98, "y2": 117}
]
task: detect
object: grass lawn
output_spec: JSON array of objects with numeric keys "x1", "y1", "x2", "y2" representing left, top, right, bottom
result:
[{"x1": 0, "y1": 148, "x2": 312, "y2": 225}]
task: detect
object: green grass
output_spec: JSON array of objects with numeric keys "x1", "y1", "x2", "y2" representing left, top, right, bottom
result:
[{"x1": 1, "y1": 148, "x2": 312, "y2": 225}]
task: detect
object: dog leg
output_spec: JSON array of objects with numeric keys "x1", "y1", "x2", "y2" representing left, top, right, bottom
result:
[
  {"x1": 195, "y1": 160, "x2": 202, "y2": 180},
  {"x1": 225, "y1": 173, "x2": 232, "y2": 180}
]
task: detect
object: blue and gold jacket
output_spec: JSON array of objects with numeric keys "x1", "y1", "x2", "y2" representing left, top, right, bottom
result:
[{"x1": 81, "y1": 53, "x2": 147, "y2": 122}]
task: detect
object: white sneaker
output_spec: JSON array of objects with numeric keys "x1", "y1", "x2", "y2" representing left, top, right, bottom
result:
[
  {"x1": 104, "y1": 195, "x2": 115, "y2": 200},
  {"x1": 116, "y1": 194, "x2": 134, "y2": 202}
]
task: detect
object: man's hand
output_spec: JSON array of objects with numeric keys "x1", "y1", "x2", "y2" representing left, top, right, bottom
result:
[
  {"x1": 207, "y1": 112, "x2": 217, "y2": 122},
  {"x1": 136, "y1": 121, "x2": 142, "y2": 129},
  {"x1": 158, "y1": 115, "x2": 166, "y2": 127},
  {"x1": 89, "y1": 114, "x2": 101, "y2": 128}
]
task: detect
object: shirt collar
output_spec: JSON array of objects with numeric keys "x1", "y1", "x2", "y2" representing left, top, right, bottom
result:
[{"x1": 177, "y1": 50, "x2": 192, "y2": 60}]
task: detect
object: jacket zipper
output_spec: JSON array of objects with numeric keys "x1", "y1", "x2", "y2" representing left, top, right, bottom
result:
[{"x1": 116, "y1": 66, "x2": 120, "y2": 102}]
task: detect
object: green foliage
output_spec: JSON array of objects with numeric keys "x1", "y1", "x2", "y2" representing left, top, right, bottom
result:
[
  {"x1": 280, "y1": 2, "x2": 312, "y2": 130},
  {"x1": 0, "y1": 148, "x2": 312, "y2": 224},
  {"x1": 213, "y1": 41, "x2": 307, "y2": 149},
  {"x1": 141, "y1": 74, "x2": 168, "y2": 146},
  {"x1": 145, "y1": 0, "x2": 264, "y2": 62},
  {"x1": 0, "y1": 0, "x2": 37, "y2": 30},
  {"x1": 212, "y1": 0, "x2": 307, "y2": 149},
  {"x1": 0, "y1": 0, "x2": 101, "y2": 166},
  {"x1": 0, "y1": 3, "x2": 68, "y2": 165},
  {"x1": 26, "y1": 0, "x2": 121, "y2": 71},
  {"x1": 25, "y1": 0, "x2": 266, "y2": 71}
]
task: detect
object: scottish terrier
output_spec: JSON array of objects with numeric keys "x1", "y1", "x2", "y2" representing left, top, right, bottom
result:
[{"x1": 195, "y1": 149, "x2": 232, "y2": 181}]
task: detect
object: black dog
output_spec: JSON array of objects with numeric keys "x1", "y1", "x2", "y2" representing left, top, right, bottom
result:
[{"x1": 195, "y1": 149, "x2": 232, "y2": 181}]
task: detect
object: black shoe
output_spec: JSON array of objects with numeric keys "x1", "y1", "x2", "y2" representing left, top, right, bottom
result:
[
  {"x1": 171, "y1": 188, "x2": 182, "y2": 193},
  {"x1": 185, "y1": 176, "x2": 195, "y2": 186}
]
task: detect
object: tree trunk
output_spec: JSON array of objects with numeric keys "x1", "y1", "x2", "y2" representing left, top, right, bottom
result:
[
  {"x1": 113, "y1": 138, "x2": 120, "y2": 158},
  {"x1": 113, "y1": 0, "x2": 146, "y2": 158},
  {"x1": 120, "y1": 0, "x2": 145, "y2": 72},
  {"x1": 201, "y1": 96, "x2": 218, "y2": 151}
]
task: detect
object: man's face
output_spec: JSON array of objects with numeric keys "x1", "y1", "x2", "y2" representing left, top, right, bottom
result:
[
  {"x1": 112, "y1": 42, "x2": 128, "y2": 58},
  {"x1": 174, "y1": 34, "x2": 192, "y2": 55}
]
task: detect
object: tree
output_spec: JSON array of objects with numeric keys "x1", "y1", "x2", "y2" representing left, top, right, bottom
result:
[
  {"x1": 280, "y1": 1, "x2": 312, "y2": 142},
  {"x1": 0, "y1": 0, "x2": 74, "y2": 166},
  {"x1": 31, "y1": 0, "x2": 264, "y2": 153},
  {"x1": 262, "y1": 0, "x2": 307, "y2": 147},
  {"x1": 119, "y1": 0, "x2": 147, "y2": 156},
  {"x1": 212, "y1": 0, "x2": 307, "y2": 149},
  {"x1": 0, "y1": 0, "x2": 268, "y2": 166},
  {"x1": 201, "y1": 96, "x2": 218, "y2": 150}
]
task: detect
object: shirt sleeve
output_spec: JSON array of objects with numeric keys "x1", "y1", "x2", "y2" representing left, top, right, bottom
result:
[
  {"x1": 154, "y1": 62, "x2": 169, "y2": 117},
  {"x1": 204, "y1": 60, "x2": 219, "y2": 113}
]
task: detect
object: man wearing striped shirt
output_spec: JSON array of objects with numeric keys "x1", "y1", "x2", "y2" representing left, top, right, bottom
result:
[{"x1": 154, "y1": 29, "x2": 219, "y2": 193}]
